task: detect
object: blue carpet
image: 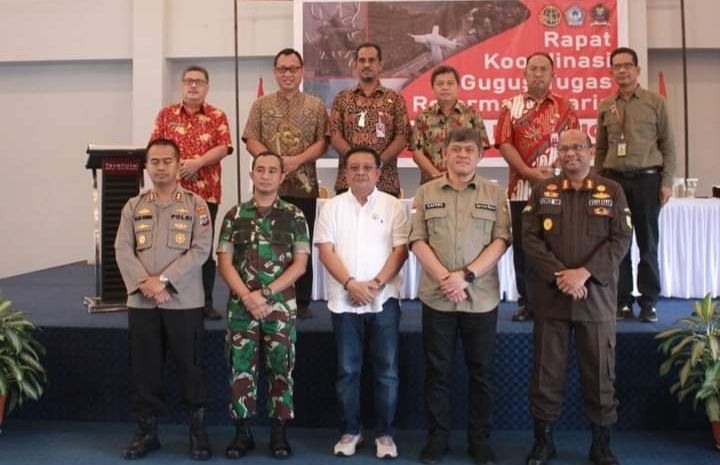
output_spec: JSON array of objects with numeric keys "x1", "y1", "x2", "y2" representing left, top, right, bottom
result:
[
  {"x1": 0, "y1": 263, "x2": 713, "y2": 432},
  {"x1": 0, "y1": 262, "x2": 703, "y2": 333},
  {"x1": 0, "y1": 420, "x2": 717, "y2": 465}
]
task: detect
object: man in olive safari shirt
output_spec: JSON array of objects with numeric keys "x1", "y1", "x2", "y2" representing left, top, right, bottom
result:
[
  {"x1": 409, "y1": 128, "x2": 510, "y2": 465},
  {"x1": 596, "y1": 47, "x2": 676, "y2": 323}
]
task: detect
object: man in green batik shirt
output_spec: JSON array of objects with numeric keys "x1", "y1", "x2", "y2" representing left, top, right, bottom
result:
[{"x1": 217, "y1": 151, "x2": 310, "y2": 460}]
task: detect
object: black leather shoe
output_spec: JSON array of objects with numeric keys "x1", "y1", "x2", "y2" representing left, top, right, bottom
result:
[
  {"x1": 189, "y1": 408, "x2": 212, "y2": 461},
  {"x1": 296, "y1": 305, "x2": 313, "y2": 320},
  {"x1": 123, "y1": 415, "x2": 161, "y2": 460},
  {"x1": 616, "y1": 305, "x2": 633, "y2": 321},
  {"x1": 468, "y1": 439, "x2": 497, "y2": 465},
  {"x1": 269, "y1": 418, "x2": 292, "y2": 459},
  {"x1": 638, "y1": 306, "x2": 658, "y2": 323},
  {"x1": 203, "y1": 305, "x2": 222, "y2": 320},
  {"x1": 589, "y1": 424, "x2": 619, "y2": 465},
  {"x1": 420, "y1": 435, "x2": 449, "y2": 464},
  {"x1": 512, "y1": 304, "x2": 533, "y2": 322},
  {"x1": 526, "y1": 419, "x2": 556, "y2": 465},
  {"x1": 226, "y1": 419, "x2": 255, "y2": 459}
]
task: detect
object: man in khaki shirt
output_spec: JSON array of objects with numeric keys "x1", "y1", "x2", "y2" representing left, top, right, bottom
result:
[
  {"x1": 596, "y1": 47, "x2": 677, "y2": 323},
  {"x1": 409, "y1": 128, "x2": 511, "y2": 465},
  {"x1": 115, "y1": 139, "x2": 212, "y2": 461}
]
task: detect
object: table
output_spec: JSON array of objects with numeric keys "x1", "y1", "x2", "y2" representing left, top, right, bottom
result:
[{"x1": 311, "y1": 197, "x2": 720, "y2": 301}]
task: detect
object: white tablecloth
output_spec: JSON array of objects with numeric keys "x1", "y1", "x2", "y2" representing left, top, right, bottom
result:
[
  {"x1": 653, "y1": 198, "x2": 720, "y2": 298},
  {"x1": 311, "y1": 197, "x2": 720, "y2": 301}
]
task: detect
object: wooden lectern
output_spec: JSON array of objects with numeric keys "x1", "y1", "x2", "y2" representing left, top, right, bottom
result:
[{"x1": 83, "y1": 145, "x2": 145, "y2": 312}]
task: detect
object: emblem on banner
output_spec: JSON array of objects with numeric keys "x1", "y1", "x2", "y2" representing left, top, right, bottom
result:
[
  {"x1": 138, "y1": 235, "x2": 146, "y2": 245},
  {"x1": 565, "y1": 5, "x2": 585, "y2": 27},
  {"x1": 539, "y1": 5, "x2": 562, "y2": 27},
  {"x1": 543, "y1": 218, "x2": 553, "y2": 231},
  {"x1": 175, "y1": 233, "x2": 186, "y2": 245},
  {"x1": 591, "y1": 3, "x2": 610, "y2": 26}
]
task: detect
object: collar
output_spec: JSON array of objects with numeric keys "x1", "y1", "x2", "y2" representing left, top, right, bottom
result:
[
  {"x1": 147, "y1": 185, "x2": 185, "y2": 203},
  {"x1": 353, "y1": 82, "x2": 385, "y2": 97},
  {"x1": 440, "y1": 173, "x2": 478, "y2": 190},
  {"x1": 525, "y1": 91, "x2": 557, "y2": 105},
  {"x1": 175, "y1": 101, "x2": 208, "y2": 116},
  {"x1": 276, "y1": 89, "x2": 302, "y2": 102},
  {"x1": 559, "y1": 173, "x2": 595, "y2": 191},
  {"x1": 245, "y1": 195, "x2": 286, "y2": 211},
  {"x1": 614, "y1": 84, "x2": 643, "y2": 101},
  {"x1": 431, "y1": 100, "x2": 464, "y2": 116},
  {"x1": 349, "y1": 187, "x2": 379, "y2": 206}
]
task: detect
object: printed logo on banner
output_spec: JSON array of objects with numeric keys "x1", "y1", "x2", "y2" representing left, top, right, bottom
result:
[
  {"x1": 539, "y1": 5, "x2": 562, "y2": 27},
  {"x1": 591, "y1": 3, "x2": 611, "y2": 26},
  {"x1": 565, "y1": 6, "x2": 585, "y2": 27}
]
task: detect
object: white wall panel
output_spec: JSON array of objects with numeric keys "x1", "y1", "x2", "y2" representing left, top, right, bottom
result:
[{"x1": 0, "y1": 61, "x2": 132, "y2": 278}]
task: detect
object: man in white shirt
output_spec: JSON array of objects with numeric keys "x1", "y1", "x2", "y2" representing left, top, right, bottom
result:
[{"x1": 314, "y1": 147, "x2": 409, "y2": 459}]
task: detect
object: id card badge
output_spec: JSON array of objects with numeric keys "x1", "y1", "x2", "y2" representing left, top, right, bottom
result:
[
  {"x1": 617, "y1": 141, "x2": 627, "y2": 157},
  {"x1": 376, "y1": 121, "x2": 386, "y2": 139}
]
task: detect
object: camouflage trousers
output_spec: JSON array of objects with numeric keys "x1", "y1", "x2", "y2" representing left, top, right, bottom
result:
[{"x1": 227, "y1": 306, "x2": 296, "y2": 420}]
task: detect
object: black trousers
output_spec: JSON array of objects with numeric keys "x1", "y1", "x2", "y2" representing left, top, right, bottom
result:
[
  {"x1": 602, "y1": 170, "x2": 661, "y2": 308},
  {"x1": 128, "y1": 307, "x2": 208, "y2": 416},
  {"x1": 202, "y1": 202, "x2": 219, "y2": 307},
  {"x1": 530, "y1": 317, "x2": 618, "y2": 426},
  {"x1": 280, "y1": 196, "x2": 316, "y2": 306},
  {"x1": 422, "y1": 305, "x2": 498, "y2": 443},
  {"x1": 510, "y1": 201, "x2": 533, "y2": 307}
]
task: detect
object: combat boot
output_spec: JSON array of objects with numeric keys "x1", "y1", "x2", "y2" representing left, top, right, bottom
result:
[
  {"x1": 589, "y1": 424, "x2": 619, "y2": 465},
  {"x1": 189, "y1": 407, "x2": 212, "y2": 461},
  {"x1": 226, "y1": 419, "x2": 255, "y2": 459},
  {"x1": 269, "y1": 418, "x2": 292, "y2": 459},
  {"x1": 526, "y1": 419, "x2": 556, "y2": 465},
  {"x1": 123, "y1": 414, "x2": 160, "y2": 459}
]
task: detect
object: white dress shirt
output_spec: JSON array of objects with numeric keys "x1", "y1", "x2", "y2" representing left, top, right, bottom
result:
[{"x1": 314, "y1": 188, "x2": 408, "y2": 314}]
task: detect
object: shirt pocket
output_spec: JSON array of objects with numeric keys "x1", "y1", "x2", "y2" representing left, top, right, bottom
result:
[
  {"x1": 537, "y1": 205, "x2": 562, "y2": 236},
  {"x1": 270, "y1": 230, "x2": 294, "y2": 264},
  {"x1": 133, "y1": 221, "x2": 153, "y2": 251},
  {"x1": 167, "y1": 221, "x2": 192, "y2": 250},
  {"x1": 471, "y1": 208, "x2": 496, "y2": 246},
  {"x1": 587, "y1": 206, "x2": 613, "y2": 236},
  {"x1": 425, "y1": 207, "x2": 449, "y2": 249}
]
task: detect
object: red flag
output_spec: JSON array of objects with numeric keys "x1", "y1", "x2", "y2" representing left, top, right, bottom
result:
[
  {"x1": 257, "y1": 76, "x2": 264, "y2": 98},
  {"x1": 658, "y1": 71, "x2": 667, "y2": 99}
]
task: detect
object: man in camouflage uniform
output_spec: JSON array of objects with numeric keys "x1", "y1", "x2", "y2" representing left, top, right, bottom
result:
[{"x1": 216, "y1": 152, "x2": 310, "y2": 460}]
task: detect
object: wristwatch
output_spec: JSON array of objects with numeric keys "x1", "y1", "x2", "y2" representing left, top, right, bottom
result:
[
  {"x1": 261, "y1": 286, "x2": 273, "y2": 303},
  {"x1": 463, "y1": 267, "x2": 476, "y2": 283}
]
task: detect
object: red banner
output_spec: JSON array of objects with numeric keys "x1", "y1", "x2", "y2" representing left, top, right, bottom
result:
[{"x1": 301, "y1": 1, "x2": 619, "y2": 158}]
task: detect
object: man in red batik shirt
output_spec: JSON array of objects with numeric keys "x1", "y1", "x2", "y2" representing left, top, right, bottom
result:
[
  {"x1": 495, "y1": 52, "x2": 579, "y2": 322},
  {"x1": 150, "y1": 65, "x2": 233, "y2": 320}
]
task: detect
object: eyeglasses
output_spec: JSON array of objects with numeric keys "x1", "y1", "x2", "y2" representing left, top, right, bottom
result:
[
  {"x1": 182, "y1": 78, "x2": 208, "y2": 87},
  {"x1": 611, "y1": 62, "x2": 635, "y2": 71},
  {"x1": 275, "y1": 66, "x2": 302, "y2": 75},
  {"x1": 558, "y1": 144, "x2": 590, "y2": 153}
]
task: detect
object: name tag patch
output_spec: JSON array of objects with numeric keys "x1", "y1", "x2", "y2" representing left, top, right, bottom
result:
[
  {"x1": 171, "y1": 214, "x2": 193, "y2": 221},
  {"x1": 475, "y1": 203, "x2": 497, "y2": 212},
  {"x1": 589, "y1": 199, "x2": 613, "y2": 207},
  {"x1": 425, "y1": 202, "x2": 446, "y2": 210},
  {"x1": 539, "y1": 198, "x2": 562, "y2": 206}
]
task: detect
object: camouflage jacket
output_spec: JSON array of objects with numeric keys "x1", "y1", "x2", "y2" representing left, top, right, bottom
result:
[{"x1": 217, "y1": 197, "x2": 310, "y2": 313}]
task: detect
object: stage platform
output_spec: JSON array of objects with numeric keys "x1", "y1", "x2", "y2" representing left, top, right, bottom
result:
[{"x1": 0, "y1": 263, "x2": 708, "y2": 431}]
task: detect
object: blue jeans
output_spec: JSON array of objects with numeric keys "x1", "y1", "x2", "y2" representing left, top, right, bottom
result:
[{"x1": 331, "y1": 298, "x2": 400, "y2": 436}]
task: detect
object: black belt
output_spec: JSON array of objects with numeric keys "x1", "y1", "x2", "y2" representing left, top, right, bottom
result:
[{"x1": 602, "y1": 167, "x2": 661, "y2": 178}]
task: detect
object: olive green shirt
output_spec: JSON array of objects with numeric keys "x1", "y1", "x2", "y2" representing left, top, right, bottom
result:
[
  {"x1": 596, "y1": 86, "x2": 676, "y2": 187},
  {"x1": 408, "y1": 175, "x2": 511, "y2": 313}
]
